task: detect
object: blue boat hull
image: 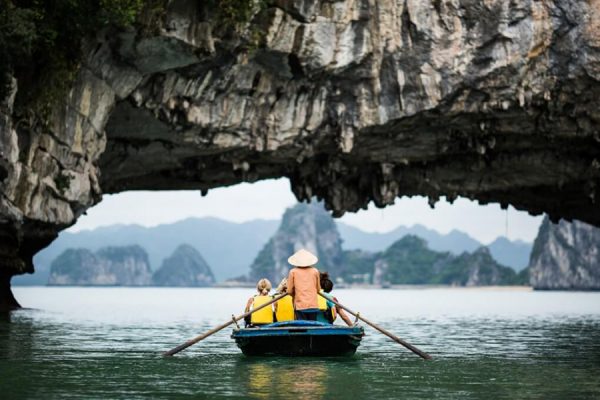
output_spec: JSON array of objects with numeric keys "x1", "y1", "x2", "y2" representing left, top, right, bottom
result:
[{"x1": 231, "y1": 321, "x2": 364, "y2": 357}]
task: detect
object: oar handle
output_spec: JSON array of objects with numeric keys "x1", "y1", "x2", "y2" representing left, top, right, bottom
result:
[
  {"x1": 163, "y1": 293, "x2": 289, "y2": 356},
  {"x1": 319, "y1": 292, "x2": 431, "y2": 360}
]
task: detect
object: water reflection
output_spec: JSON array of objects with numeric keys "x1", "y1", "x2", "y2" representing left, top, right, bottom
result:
[{"x1": 237, "y1": 359, "x2": 332, "y2": 400}]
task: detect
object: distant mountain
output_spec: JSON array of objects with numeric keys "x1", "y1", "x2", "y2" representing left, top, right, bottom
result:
[
  {"x1": 338, "y1": 222, "x2": 481, "y2": 254},
  {"x1": 432, "y1": 247, "x2": 522, "y2": 286},
  {"x1": 374, "y1": 236, "x2": 453, "y2": 284},
  {"x1": 48, "y1": 245, "x2": 152, "y2": 286},
  {"x1": 152, "y1": 244, "x2": 215, "y2": 287},
  {"x1": 249, "y1": 202, "x2": 343, "y2": 283},
  {"x1": 487, "y1": 237, "x2": 531, "y2": 271},
  {"x1": 13, "y1": 217, "x2": 279, "y2": 285},
  {"x1": 337, "y1": 222, "x2": 531, "y2": 270},
  {"x1": 372, "y1": 236, "x2": 522, "y2": 286},
  {"x1": 12, "y1": 206, "x2": 532, "y2": 286}
]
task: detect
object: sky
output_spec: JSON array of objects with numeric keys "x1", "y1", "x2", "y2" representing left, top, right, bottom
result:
[{"x1": 70, "y1": 178, "x2": 544, "y2": 244}]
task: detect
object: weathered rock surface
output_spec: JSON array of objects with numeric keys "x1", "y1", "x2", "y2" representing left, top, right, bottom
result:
[
  {"x1": 48, "y1": 245, "x2": 152, "y2": 286},
  {"x1": 249, "y1": 202, "x2": 343, "y2": 283},
  {"x1": 152, "y1": 244, "x2": 215, "y2": 286},
  {"x1": 529, "y1": 217, "x2": 600, "y2": 290},
  {"x1": 2, "y1": 0, "x2": 600, "y2": 307}
]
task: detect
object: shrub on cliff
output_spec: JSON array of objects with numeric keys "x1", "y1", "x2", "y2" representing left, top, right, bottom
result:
[
  {"x1": 0, "y1": 0, "x2": 148, "y2": 113},
  {"x1": 0, "y1": 0, "x2": 267, "y2": 111}
]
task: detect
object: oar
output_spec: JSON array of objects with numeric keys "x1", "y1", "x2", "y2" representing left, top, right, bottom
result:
[
  {"x1": 163, "y1": 292, "x2": 288, "y2": 356},
  {"x1": 319, "y1": 292, "x2": 432, "y2": 360}
]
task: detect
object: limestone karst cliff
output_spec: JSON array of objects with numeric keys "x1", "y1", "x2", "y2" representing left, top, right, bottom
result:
[
  {"x1": 152, "y1": 244, "x2": 215, "y2": 287},
  {"x1": 48, "y1": 245, "x2": 152, "y2": 286},
  {"x1": 529, "y1": 217, "x2": 600, "y2": 290},
  {"x1": 249, "y1": 202, "x2": 343, "y2": 283},
  {"x1": 47, "y1": 243, "x2": 215, "y2": 287},
  {"x1": 2, "y1": 0, "x2": 600, "y2": 308}
]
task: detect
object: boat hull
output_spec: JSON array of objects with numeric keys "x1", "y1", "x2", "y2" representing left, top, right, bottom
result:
[{"x1": 231, "y1": 321, "x2": 364, "y2": 357}]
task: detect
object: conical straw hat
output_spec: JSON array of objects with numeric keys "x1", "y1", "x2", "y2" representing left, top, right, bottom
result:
[{"x1": 287, "y1": 249, "x2": 318, "y2": 267}]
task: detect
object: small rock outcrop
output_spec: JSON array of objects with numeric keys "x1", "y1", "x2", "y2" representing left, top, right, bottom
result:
[
  {"x1": 529, "y1": 217, "x2": 600, "y2": 290},
  {"x1": 249, "y1": 202, "x2": 343, "y2": 283},
  {"x1": 48, "y1": 245, "x2": 152, "y2": 286},
  {"x1": 152, "y1": 244, "x2": 215, "y2": 287}
]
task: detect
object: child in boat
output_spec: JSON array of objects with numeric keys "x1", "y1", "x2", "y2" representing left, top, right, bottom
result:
[
  {"x1": 273, "y1": 278, "x2": 295, "y2": 322},
  {"x1": 318, "y1": 272, "x2": 353, "y2": 326},
  {"x1": 286, "y1": 249, "x2": 321, "y2": 321},
  {"x1": 244, "y1": 278, "x2": 274, "y2": 327}
]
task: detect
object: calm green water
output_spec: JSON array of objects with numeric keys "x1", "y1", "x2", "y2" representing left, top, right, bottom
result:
[{"x1": 1, "y1": 288, "x2": 599, "y2": 399}]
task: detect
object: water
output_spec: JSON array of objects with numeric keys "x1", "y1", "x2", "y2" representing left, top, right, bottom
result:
[{"x1": 1, "y1": 287, "x2": 600, "y2": 399}]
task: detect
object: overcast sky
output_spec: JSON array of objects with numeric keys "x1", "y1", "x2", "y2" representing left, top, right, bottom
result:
[{"x1": 70, "y1": 178, "x2": 543, "y2": 244}]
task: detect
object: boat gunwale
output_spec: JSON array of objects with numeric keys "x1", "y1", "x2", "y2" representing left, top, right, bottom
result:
[
  {"x1": 231, "y1": 325, "x2": 365, "y2": 338},
  {"x1": 233, "y1": 326, "x2": 363, "y2": 331}
]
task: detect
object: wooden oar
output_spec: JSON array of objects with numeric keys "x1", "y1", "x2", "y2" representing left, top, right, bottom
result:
[
  {"x1": 319, "y1": 292, "x2": 432, "y2": 360},
  {"x1": 163, "y1": 293, "x2": 288, "y2": 356}
]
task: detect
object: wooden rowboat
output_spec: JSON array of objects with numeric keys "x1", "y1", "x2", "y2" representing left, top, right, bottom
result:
[{"x1": 231, "y1": 320, "x2": 365, "y2": 356}]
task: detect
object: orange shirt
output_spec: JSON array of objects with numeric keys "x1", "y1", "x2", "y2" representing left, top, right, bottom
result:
[{"x1": 287, "y1": 267, "x2": 321, "y2": 310}]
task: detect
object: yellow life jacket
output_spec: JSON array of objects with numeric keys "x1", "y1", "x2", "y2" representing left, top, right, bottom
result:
[
  {"x1": 317, "y1": 294, "x2": 328, "y2": 311},
  {"x1": 275, "y1": 295, "x2": 295, "y2": 322},
  {"x1": 250, "y1": 295, "x2": 274, "y2": 325}
]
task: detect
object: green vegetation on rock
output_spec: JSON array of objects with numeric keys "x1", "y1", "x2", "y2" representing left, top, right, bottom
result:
[
  {"x1": 0, "y1": 0, "x2": 148, "y2": 115},
  {"x1": 0, "y1": 0, "x2": 267, "y2": 114},
  {"x1": 48, "y1": 245, "x2": 152, "y2": 286},
  {"x1": 152, "y1": 244, "x2": 215, "y2": 287},
  {"x1": 365, "y1": 236, "x2": 521, "y2": 286},
  {"x1": 379, "y1": 236, "x2": 453, "y2": 284},
  {"x1": 432, "y1": 247, "x2": 520, "y2": 286},
  {"x1": 210, "y1": 0, "x2": 266, "y2": 30},
  {"x1": 338, "y1": 249, "x2": 377, "y2": 284}
]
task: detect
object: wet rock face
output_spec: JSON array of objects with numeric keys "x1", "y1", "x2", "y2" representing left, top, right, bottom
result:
[
  {"x1": 529, "y1": 217, "x2": 600, "y2": 290},
  {"x1": 1, "y1": 0, "x2": 600, "y2": 296}
]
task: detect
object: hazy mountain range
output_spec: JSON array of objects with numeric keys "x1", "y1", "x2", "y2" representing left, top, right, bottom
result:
[
  {"x1": 248, "y1": 202, "x2": 526, "y2": 286},
  {"x1": 14, "y1": 218, "x2": 278, "y2": 285},
  {"x1": 13, "y1": 217, "x2": 532, "y2": 285},
  {"x1": 337, "y1": 224, "x2": 532, "y2": 271}
]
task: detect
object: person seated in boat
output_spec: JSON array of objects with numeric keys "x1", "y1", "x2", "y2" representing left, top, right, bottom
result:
[
  {"x1": 273, "y1": 278, "x2": 295, "y2": 322},
  {"x1": 286, "y1": 249, "x2": 322, "y2": 321},
  {"x1": 318, "y1": 272, "x2": 353, "y2": 326},
  {"x1": 244, "y1": 278, "x2": 274, "y2": 327}
]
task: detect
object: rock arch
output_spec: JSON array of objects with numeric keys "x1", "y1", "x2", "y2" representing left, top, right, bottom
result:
[{"x1": 1, "y1": 0, "x2": 600, "y2": 309}]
